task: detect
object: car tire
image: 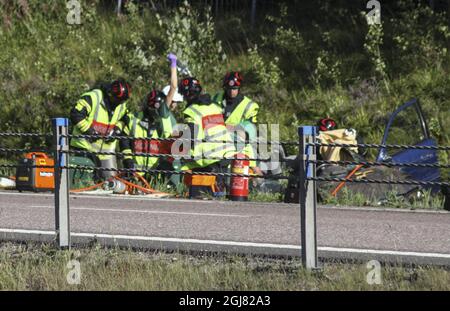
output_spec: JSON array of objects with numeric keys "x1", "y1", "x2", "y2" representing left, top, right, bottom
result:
[{"x1": 443, "y1": 185, "x2": 450, "y2": 211}]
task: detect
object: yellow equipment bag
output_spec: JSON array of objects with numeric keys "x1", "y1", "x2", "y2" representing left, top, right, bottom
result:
[{"x1": 317, "y1": 129, "x2": 358, "y2": 161}]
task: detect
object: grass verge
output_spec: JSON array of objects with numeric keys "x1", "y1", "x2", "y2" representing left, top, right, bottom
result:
[
  {"x1": 0, "y1": 242, "x2": 449, "y2": 291},
  {"x1": 321, "y1": 188, "x2": 447, "y2": 210}
]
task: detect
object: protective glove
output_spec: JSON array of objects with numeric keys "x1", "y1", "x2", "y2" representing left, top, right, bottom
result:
[
  {"x1": 123, "y1": 158, "x2": 135, "y2": 169},
  {"x1": 122, "y1": 158, "x2": 136, "y2": 180},
  {"x1": 104, "y1": 126, "x2": 122, "y2": 143},
  {"x1": 85, "y1": 127, "x2": 100, "y2": 143},
  {"x1": 167, "y1": 53, "x2": 177, "y2": 68}
]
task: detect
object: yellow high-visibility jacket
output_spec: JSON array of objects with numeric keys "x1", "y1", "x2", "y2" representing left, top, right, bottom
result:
[{"x1": 70, "y1": 89, "x2": 128, "y2": 160}]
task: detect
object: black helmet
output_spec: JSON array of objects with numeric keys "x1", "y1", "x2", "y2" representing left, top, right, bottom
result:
[
  {"x1": 317, "y1": 118, "x2": 337, "y2": 132},
  {"x1": 143, "y1": 89, "x2": 165, "y2": 121},
  {"x1": 109, "y1": 79, "x2": 131, "y2": 103},
  {"x1": 146, "y1": 89, "x2": 165, "y2": 110},
  {"x1": 179, "y1": 77, "x2": 202, "y2": 100},
  {"x1": 223, "y1": 71, "x2": 243, "y2": 89}
]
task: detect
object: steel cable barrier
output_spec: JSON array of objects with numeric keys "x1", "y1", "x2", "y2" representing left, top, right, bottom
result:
[
  {"x1": 0, "y1": 118, "x2": 294, "y2": 250},
  {"x1": 297, "y1": 126, "x2": 449, "y2": 269},
  {"x1": 0, "y1": 121, "x2": 448, "y2": 270}
]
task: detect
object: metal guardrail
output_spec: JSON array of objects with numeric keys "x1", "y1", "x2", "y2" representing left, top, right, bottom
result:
[
  {"x1": 63, "y1": 149, "x2": 275, "y2": 163},
  {"x1": 309, "y1": 177, "x2": 449, "y2": 187},
  {"x1": 63, "y1": 133, "x2": 300, "y2": 146},
  {"x1": 59, "y1": 165, "x2": 289, "y2": 179},
  {"x1": 0, "y1": 119, "x2": 294, "y2": 251},
  {"x1": 307, "y1": 142, "x2": 450, "y2": 151},
  {"x1": 0, "y1": 132, "x2": 52, "y2": 138},
  {"x1": 312, "y1": 159, "x2": 450, "y2": 169},
  {"x1": 0, "y1": 120, "x2": 449, "y2": 271}
]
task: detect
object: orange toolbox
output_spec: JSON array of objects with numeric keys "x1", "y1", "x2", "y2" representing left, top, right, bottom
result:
[{"x1": 15, "y1": 152, "x2": 55, "y2": 192}]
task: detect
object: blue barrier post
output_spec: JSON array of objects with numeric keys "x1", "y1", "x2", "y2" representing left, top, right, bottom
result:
[
  {"x1": 298, "y1": 126, "x2": 318, "y2": 270},
  {"x1": 53, "y1": 118, "x2": 70, "y2": 249}
]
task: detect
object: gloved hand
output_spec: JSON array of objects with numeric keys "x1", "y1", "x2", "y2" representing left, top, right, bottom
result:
[
  {"x1": 105, "y1": 126, "x2": 122, "y2": 143},
  {"x1": 167, "y1": 53, "x2": 177, "y2": 68},
  {"x1": 85, "y1": 127, "x2": 100, "y2": 143},
  {"x1": 122, "y1": 158, "x2": 136, "y2": 180},
  {"x1": 123, "y1": 158, "x2": 135, "y2": 169}
]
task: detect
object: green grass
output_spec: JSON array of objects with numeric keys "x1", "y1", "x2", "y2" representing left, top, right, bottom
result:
[
  {"x1": 0, "y1": 1, "x2": 448, "y2": 208},
  {"x1": 0, "y1": 1, "x2": 449, "y2": 150},
  {"x1": 249, "y1": 190, "x2": 284, "y2": 203},
  {"x1": 0, "y1": 242, "x2": 449, "y2": 291},
  {"x1": 0, "y1": 159, "x2": 15, "y2": 178},
  {"x1": 321, "y1": 188, "x2": 447, "y2": 210}
]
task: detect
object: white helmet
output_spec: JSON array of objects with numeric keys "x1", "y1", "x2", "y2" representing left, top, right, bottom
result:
[{"x1": 162, "y1": 85, "x2": 184, "y2": 102}]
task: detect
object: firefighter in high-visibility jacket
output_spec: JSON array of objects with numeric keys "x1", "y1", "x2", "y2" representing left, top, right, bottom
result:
[
  {"x1": 119, "y1": 53, "x2": 180, "y2": 179},
  {"x1": 212, "y1": 72, "x2": 260, "y2": 171},
  {"x1": 69, "y1": 79, "x2": 131, "y2": 178},
  {"x1": 179, "y1": 77, "x2": 236, "y2": 171},
  {"x1": 118, "y1": 90, "x2": 176, "y2": 176}
]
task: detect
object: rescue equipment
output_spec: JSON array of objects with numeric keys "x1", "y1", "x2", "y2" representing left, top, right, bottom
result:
[
  {"x1": 184, "y1": 174, "x2": 218, "y2": 198},
  {"x1": 229, "y1": 154, "x2": 250, "y2": 201},
  {"x1": 15, "y1": 152, "x2": 55, "y2": 192},
  {"x1": 0, "y1": 177, "x2": 15, "y2": 189},
  {"x1": 103, "y1": 179, "x2": 127, "y2": 194}
]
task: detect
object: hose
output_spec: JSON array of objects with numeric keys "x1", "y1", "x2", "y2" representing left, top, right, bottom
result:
[
  {"x1": 69, "y1": 172, "x2": 171, "y2": 196},
  {"x1": 70, "y1": 181, "x2": 105, "y2": 193},
  {"x1": 114, "y1": 175, "x2": 170, "y2": 196},
  {"x1": 135, "y1": 171, "x2": 151, "y2": 189},
  {"x1": 331, "y1": 164, "x2": 364, "y2": 197}
]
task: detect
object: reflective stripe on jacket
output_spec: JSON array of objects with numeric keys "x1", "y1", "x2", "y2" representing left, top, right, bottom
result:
[
  {"x1": 182, "y1": 102, "x2": 235, "y2": 170},
  {"x1": 213, "y1": 92, "x2": 259, "y2": 166},
  {"x1": 70, "y1": 89, "x2": 127, "y2": 160}
]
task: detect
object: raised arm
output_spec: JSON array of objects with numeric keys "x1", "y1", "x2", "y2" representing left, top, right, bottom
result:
[{"x1": 165, "y1": 53, "x2": 178, "y2": 109}]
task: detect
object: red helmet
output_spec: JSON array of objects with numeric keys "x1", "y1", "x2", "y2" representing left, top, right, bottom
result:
[
  {"x1": 110, "y1": 79, "x2": 131, "y2": 103},
  {"x1": 223, "y1": 71, "x2": 243, "y2": 89},
  {"x1": 179, "y1": 77, "x2": 202, "y2": 99},
  {"x1": 317, "y1": 118, "x2": 337, "y2": 132},
  {"x1": 146, "y1": 90, "x2": 165, "y2": 110}
]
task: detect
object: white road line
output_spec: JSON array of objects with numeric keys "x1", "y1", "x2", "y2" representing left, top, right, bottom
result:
[
  {"x1": 318, "y1": 246, "x2": 450, "y2": 259},
  {"x1": 2, "y1": 191, "x2": 448, "y2": 214},
  {"x1": 322, "y1": 205, "x2": 450, "y2": 214},
  {"x1": 29, "y1": 205, "x2": 252, "y2": 218},
  {"x1": 0, "y1": 191, "x2": 250, "y2": 208},
  {"x1": 0, "y1": 191, "x2": 218, "y2": 204},
  {"x1": 0, "y1": 228, "x2": 55, "y2": 235},
  {"x1": 1, "y1": 228, "x2": 450, "y2": 260}
]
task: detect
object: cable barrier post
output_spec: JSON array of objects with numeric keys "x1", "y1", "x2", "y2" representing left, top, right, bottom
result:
[
  {"x1": 53, "y1": 118, "x2": 70, "y2": 249},
  {"x1": 298, "y1": 126, "x2": 319, "y2": 270}
]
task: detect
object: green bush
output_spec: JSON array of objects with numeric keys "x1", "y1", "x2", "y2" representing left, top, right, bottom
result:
[
  {"x1": 155, "y1": 0, "x2": 227, "y2": 83},
  {"x1": 0, "y1": 1, "x2": 448, "y2": 168}
]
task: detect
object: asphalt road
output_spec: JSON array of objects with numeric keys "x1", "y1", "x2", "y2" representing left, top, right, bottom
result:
[{"x1": 0, "y1": 191, "x2": 449, "y2": 265}]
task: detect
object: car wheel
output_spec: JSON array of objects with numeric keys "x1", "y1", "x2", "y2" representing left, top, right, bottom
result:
[{"x1": 443, "y1": 185, "x2": 450, "y2": 211}]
